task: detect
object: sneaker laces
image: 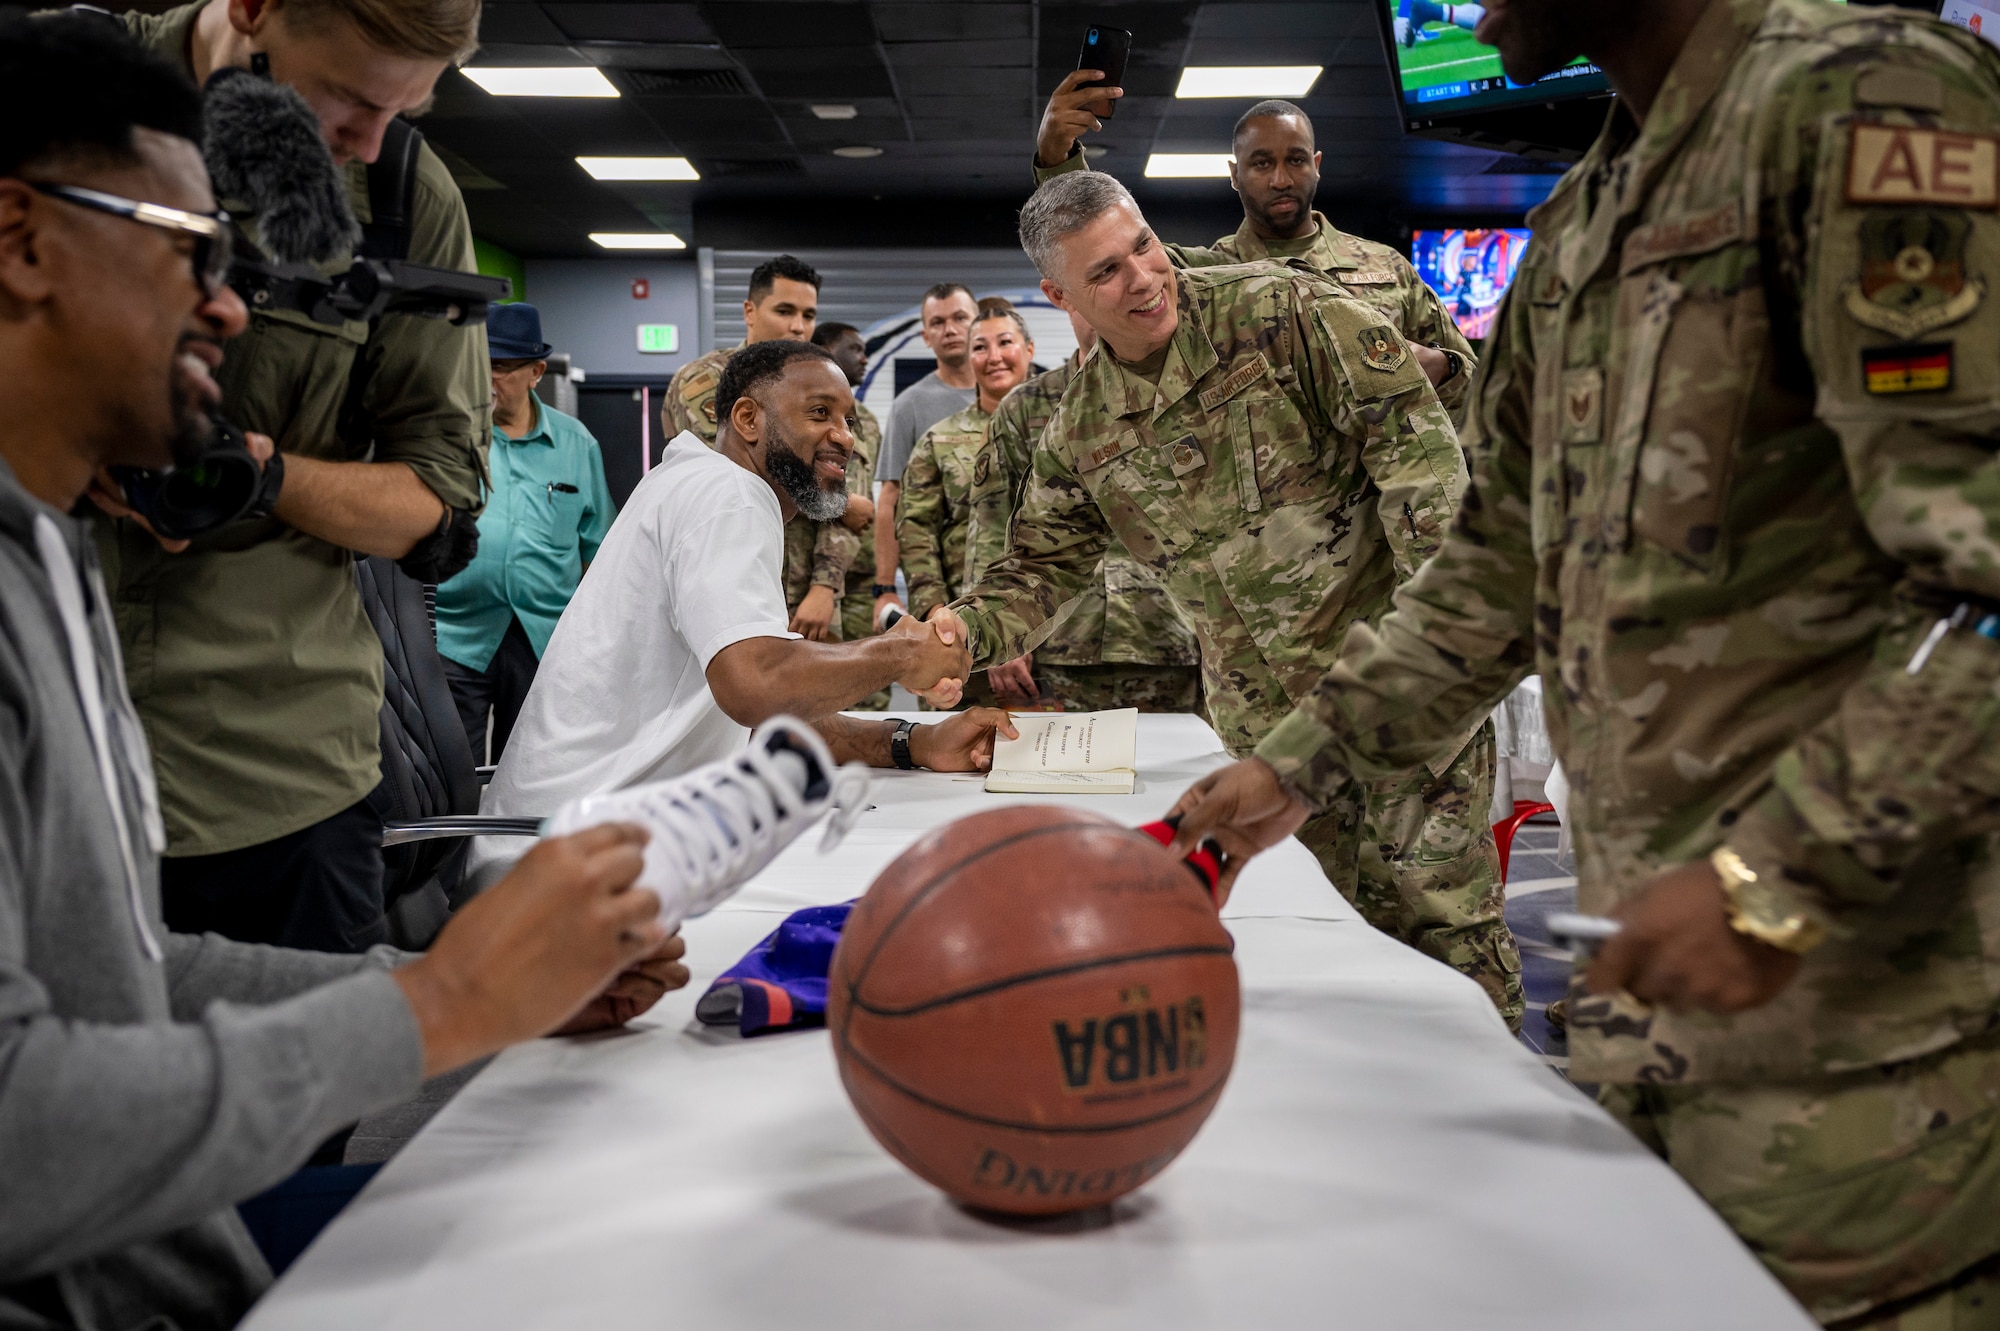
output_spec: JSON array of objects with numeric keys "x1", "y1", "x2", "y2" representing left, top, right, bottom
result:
[{"x1": 542, "y1": 716, "x2": 873, "y2": 933}]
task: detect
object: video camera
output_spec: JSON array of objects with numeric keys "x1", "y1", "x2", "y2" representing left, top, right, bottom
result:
[{"x1": 110, "y1": 66, "x2": 511, "y2": 541}]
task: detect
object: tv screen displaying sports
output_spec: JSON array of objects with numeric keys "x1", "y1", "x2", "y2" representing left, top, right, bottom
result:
[
  {"x1": 1411, "y1": 228, "x2": 1532, "y2": 340},
  {"x1": 1382, "y1": 2, "x2": 1608, "y2": 122}
]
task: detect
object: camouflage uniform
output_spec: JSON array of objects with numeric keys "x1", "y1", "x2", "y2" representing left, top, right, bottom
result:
[
  {"x1": 896, "y1": 401, "x2": 991, "y2": 621},
  {"x1": 840, "y1": 404, "x2": 891, "y2": 710},
  {"x1": 964, "y1": 352, "x2": 1201, "y2": 713},
  {"x1": 952, "y1": 264, "x2": 1521, "y2": 1024},
  {"x1": 1037, "y1": 153, "x2": 1479, "y2": 413},
  {"x1": 661, "y1": 344, "x2": 737, "y2": 444},
  {"x1": 1251, "y1": 2, "x2": 2000, "y2": 1319}
]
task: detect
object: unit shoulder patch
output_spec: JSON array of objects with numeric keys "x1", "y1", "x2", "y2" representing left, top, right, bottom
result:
[
  {"x1": 1842, "y1": 209, "x2": 1986, "y2": 340},
  {"x1": 1846, "y1": 124, "x2": 2000, "y2": 208},
  {"x1": 1357, "y1": 324, "x2": 1407, "y2": 373}
]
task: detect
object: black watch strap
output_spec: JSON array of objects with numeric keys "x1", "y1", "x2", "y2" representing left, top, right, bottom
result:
[
  {"x1": 1440, "y1": 347, "x2": 1464, "y2": 382},
  {"x1": 890, "y1": 719, "x2": 917, "y2": 770},
  {"x1": 872, "y1": 583, "x2": 900, "y2": 598}
]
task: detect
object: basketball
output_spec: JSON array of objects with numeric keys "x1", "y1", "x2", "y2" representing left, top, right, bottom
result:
[{"x1": 828, "y1": 805, "x2": 1240, "y2": 1216}]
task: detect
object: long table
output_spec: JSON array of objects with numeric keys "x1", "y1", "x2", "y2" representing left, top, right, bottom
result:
[{"x1": 244, "y1": 715, "x2": 1812, "y2": 1330}]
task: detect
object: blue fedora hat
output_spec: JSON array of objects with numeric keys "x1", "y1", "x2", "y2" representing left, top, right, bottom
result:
[{"x1": 487, "y1": 302, "x2": 554, "y2": 359}]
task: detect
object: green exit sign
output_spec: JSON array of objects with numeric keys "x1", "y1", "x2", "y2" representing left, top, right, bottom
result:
[{"x1": 637, "y1": 323, "x2": 680, "y2": 354}]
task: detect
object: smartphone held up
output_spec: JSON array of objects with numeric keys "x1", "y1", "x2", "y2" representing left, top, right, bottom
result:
[{"x1": 1076, "y1": 24, "x2": 1132, "y2": 120}]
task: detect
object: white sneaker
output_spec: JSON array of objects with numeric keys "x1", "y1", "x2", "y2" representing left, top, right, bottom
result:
[{"x1": 541, "y1": 716, "x2": 872, "y2": 933}]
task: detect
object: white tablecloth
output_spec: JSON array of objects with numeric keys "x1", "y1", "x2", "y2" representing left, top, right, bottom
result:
[{"x1": 244, "y1": 715, "x2": 1810, "y2": 1331}]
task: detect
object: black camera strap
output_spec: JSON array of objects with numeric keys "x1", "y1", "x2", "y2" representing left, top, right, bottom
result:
[{"x1": 360, "y1": 118, "x2": 422, "y2": 262}]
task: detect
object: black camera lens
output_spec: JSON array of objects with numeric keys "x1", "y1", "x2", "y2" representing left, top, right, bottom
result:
[{"x1": 110, "y1": 418, "x2": 269, "y2": 540}]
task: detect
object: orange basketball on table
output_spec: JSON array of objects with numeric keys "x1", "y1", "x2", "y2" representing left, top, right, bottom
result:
[{"x1": 828, "y1": 805, "x2": 1240, "y2": 1216}]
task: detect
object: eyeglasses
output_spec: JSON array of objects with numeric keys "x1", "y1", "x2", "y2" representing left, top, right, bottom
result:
[{"x1": 27, "y1": 182, "x2": 234, "y2": 297}]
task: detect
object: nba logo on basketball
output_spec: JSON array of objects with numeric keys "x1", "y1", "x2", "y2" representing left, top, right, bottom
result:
[{"x1": 1052, "y1": 992, "x2": 1208, "y2": 1098}]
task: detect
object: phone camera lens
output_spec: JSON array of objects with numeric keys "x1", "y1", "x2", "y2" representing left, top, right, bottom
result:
[{"x1": 1087, "y1": 29, "x2": 1098, "y2": 42}]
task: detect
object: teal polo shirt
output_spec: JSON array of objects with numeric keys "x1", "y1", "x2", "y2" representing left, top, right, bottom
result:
[{"x1": 436, "y1": 399, "x2": 616, "y2": 672}]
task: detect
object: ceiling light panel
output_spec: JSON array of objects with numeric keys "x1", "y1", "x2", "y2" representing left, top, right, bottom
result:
[
  {"x1": 462, "y1": 66, "x2": 619, "y2": 98},
  {"x1": 1175, "y1": 66, "x2": 1323, "y2": 98},
  {"x1": 810, "y1": 104, "x2": 858, "y2": 120},
  {"x1": 1145, "y1": 153, "x2": 1234, "y2": 178},
  {"x1": 590, "y1": 233, "x2": 689, "y2": 250},
  {"x1": 577, "y1": 157, "x2": 701, "y2": 181}
]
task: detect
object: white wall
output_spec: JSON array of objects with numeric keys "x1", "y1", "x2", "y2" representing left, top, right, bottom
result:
[{"x1": 522, "y1": 258, "x2": 702, "y2": 380}]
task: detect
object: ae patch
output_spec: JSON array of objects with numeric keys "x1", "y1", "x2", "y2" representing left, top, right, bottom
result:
[
  {"x1": 1843, "y1": 211, "x2": 1984, "y2": 340},
  {"x1": 1847, "y1": 124, "x2": 2000, "y2": 208},
  {"x1": 1356, "y1": 325, "x2": 1406, "y2": 373},
  {"x1": 1862, "y1": 342, "x2": 1953, "y2": 395}
]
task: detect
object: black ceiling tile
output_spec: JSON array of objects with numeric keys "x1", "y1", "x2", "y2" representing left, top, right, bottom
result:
[
  {"x1": 866, "y1": 3, "x2": 1030, "y2": 41},
  {"x1": 886, "y1": 63, "x2": 1028, "y2": 97},
  {"x1": 883, "y1": 39, "x2": 1030, "y2": 68},
  {"x1": 731, "y1": 52, "x2": 898, "y2": 99},
  {"x1": 614, "y1": 67, "x2": 754, "y2": 96},
  {"x1": 542, "y1": 4, "x2": 715, "y2": 43},
  {"x1": 698, "y1": 1, "x2": 880, "y2": 49},
  {"x1": 477, "y1": 5, "x2": 572, "y2": 44}
]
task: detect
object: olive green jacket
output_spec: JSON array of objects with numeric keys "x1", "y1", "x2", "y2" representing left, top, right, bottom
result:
[{"x1": 110, "y1": 3, "x2": 489, "y2": 855}]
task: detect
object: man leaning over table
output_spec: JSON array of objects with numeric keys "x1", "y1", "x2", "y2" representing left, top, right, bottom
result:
[{"x1": 436, "y1": 302, "x2": 614, "y2": 764}]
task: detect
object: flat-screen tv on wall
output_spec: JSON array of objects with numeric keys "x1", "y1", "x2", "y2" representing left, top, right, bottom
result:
[{"x1": 1410, "y1": 227, "x2": 1532, "y2": 340}]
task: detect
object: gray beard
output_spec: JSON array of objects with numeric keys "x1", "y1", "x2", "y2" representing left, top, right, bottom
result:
[{"x1": 766, "y1": 432, "x2": 848, "y2": 522}]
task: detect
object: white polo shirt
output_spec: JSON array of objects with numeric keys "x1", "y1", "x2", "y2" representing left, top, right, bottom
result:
[{"x1": 468, "y1": 431, "x2": 791, "y2": 884}]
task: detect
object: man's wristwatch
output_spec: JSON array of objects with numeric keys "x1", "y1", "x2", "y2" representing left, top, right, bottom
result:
[
  {"x1": 872, "y1": 584, "x2": 900, "y2": 598},
  {"x1": 889, "y1": 719, "x2": 918, "y2": 771},
  {"x1": 1710, "y1": 846, "x2": 1826, "y2": 955},
  {"x1": 1437, "y1": 346, "x2": 1464, "y2": 382}
]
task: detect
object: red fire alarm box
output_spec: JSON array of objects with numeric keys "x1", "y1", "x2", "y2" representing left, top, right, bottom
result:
[{"x1": 631, "y1": 278, "x2": 650, "y2": 300}]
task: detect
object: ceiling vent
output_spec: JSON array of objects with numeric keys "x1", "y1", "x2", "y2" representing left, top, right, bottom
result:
[
  {"x1": 621, "y1": 68, "x2": 750, "y2": 96},
  {"x1": 703, "y1": 157, "x2": 807, "y2": 178}
]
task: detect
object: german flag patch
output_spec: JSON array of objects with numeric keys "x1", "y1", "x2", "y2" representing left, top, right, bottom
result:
[{"x1": 1862, "y1": 342, "x2": 1953, "y2": 395}]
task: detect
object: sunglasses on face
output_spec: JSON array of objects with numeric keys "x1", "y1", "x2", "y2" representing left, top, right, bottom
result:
[{"x1": 28, "y1": 181, "x2": 234, "y2": 297}]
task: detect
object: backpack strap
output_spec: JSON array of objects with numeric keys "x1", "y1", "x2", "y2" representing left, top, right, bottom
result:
[{"x1": 360, "y1": 118, "x2": 423, "y2": 261}]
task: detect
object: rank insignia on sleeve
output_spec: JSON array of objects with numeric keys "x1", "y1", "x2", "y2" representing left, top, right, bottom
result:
[
  {"x1": 1847, "y1": 124, "x2": 2000, "y2": 208},
  {"x1": 1357, "y1": 325, "x2": 1406, "y2": 372},
  {"x1": 1861, "y1": 342, "x2": 1953, "y2": 395},
  {"x1": 1842, "y1": 211, "x2": 1985, "y2": 339}
]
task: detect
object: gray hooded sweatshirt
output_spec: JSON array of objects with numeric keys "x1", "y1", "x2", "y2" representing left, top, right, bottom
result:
[{"x1": 0, "y1": 457, "x2": 425, "y2": 1330}]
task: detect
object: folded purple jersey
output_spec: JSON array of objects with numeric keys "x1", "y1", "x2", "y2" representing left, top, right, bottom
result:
[{"x1": 695, "y1": 903, "x2": 852, "y2": 1035}]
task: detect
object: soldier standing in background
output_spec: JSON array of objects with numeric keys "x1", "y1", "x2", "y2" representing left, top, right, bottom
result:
[
  {"x1": 661, "y1": 254, "x2": 820, "y2": 443},
  {"x1": 797, "y1": 321, "x2": 889, "y2": 709},
  {"x1": 1034, "y1": 79, "x2": 1477, "y2": 411},
  {"x1": 963, "y1": 303, "x2": 1199, "y2": 713},
  {"x1": 1169, "y1": 0, "x2": 2000, "y2": 1320},
  {"x1": 935, "y1": 171, "x2": 1522, "y2": 1027},
  {"x1": 896, "y1": 299, "x2": 1036, "y2": 709}
]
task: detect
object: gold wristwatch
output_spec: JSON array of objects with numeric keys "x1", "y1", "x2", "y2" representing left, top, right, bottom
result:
[{"x1": 1710, "y1": 846, "x2": 1826, "y2": 955}]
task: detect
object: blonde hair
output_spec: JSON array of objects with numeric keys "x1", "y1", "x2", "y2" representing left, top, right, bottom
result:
[{"x1": 278, "y1": 0, "x2": 481, "y2": 63}]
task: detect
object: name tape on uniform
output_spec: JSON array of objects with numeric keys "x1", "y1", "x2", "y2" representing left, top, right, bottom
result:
[{"x1": 1847, "y1": 124, "x2": 2000, "y2": 209}]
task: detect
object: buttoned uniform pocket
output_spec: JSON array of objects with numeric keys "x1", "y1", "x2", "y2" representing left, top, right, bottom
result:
[
  {"x1": 1609, "y1": 234, "x2": 1767, "y2": 574},
  {"x1": 1071, "y1": 427, "x2": 1201, "y2": 566},
  {"x1": 1224, "y1": 389, "x2": 1327, "y2": 514}
]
